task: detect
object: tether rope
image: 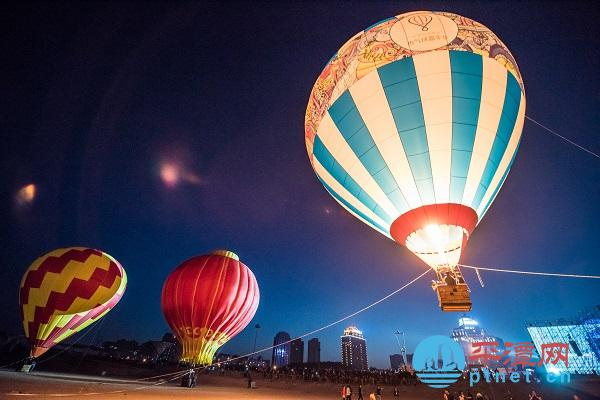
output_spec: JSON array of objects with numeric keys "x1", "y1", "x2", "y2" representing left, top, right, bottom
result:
[
  {"x1": 459, "y1": 263, "x2": 600, "y2": 279},
  {"x1": 526, "y1": 115, "x2": 600, "y2": 160}
]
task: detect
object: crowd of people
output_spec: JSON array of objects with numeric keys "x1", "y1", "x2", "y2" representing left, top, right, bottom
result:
[
  {"x1": 206, "y1": 363, "x2": 554, "y2": 399},
  {"x1": 339, "y1": 384, "x2": 387, "y2": 400},
  {"x1": 237, "y1": 365, "x2": 420, "y2": 386},
  {"x1": 440, "y1": 389, "x2": 546, "y2": 400}
]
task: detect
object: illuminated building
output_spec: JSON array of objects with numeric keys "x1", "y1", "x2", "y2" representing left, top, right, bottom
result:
[
  {"x1": 451, "y1": 316, "x2": 504, "y2": 367},
  {"x1": 308, "y1": 338, "x2": 320, "y2": 364},
  {"x1": 527, "y1": 305, "x2": 600, "y2": 375},
  {"x1": 341, "y1": 326, "x2": 368, "y2": 370},
  {"x1": 290, "y1": 338, "x2": 304, "y2": 365},
  {"x1": 272, "y1": 331, "x2": 291, "y2": 367}
]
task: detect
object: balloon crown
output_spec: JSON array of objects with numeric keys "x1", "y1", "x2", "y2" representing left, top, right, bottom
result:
[{"x1": 211, "y1": 249, "x2": 239, "y2": 260}]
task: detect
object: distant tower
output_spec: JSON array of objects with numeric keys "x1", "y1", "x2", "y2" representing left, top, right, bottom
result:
[
  {"x1": 451, "y1": 315, "x2": 504, "y2": 368},
  {"x1": 290, "y1": 338, "x2": 304, "y2": 365},
  {"x1": 341, "y1": 326, "x2": 368, "y2": 370},
  {"x1": 272, "y1": 332, "x2": 291, "y2": 367},
  {"x1": 308, "y1": 338, "x2": 320, "y2": 364}
]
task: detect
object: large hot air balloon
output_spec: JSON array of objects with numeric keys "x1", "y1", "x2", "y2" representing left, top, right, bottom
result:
[
  {"x1": 20, "y1": 247, "x2": 127, "y2": 358},
  {"x1": 305, "y1": 11, "x2": 525, "y2": 311},
  {"x1": 161, "y1": 250, "x2": 260, "y2": 365}
]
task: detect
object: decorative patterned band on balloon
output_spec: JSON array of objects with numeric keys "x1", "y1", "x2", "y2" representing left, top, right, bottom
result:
[
  {"x1": 305, "y1": 11, "x2": 524, "y2": 154},
  {"x1": 210, "y1": 249, "x2": 239, "y2": 260},
  {"x1": 390, "y1": 203, "x2": 478, "y2": 245},
  {"x1": 178, "y1": 329, "x2": 231, "y2": 365}
]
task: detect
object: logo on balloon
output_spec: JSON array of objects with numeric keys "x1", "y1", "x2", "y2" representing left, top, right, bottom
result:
[
  {"x1": 178, "y1": 326, "x2": 229, "y2": 345},
  {"x1": 413, "y1": 335, "x2": 465, "y2": 388},
  {"x1": 391, "y1": 13, "x2": 459, "y2": 51},
  {"x1": 408, "y1": 15, "x2": 433, "y2": 31}
]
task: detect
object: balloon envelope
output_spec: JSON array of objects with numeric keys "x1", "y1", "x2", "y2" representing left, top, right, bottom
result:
[
  {"x1": 20, "y1": 247, "x2": 127, "y2": 358},
  {"x1": 305, "y1": 11, "x2": 525, "y2": 272},
  {"x1": 161, "y1": 250, "x2": 260, "y2": 365}
]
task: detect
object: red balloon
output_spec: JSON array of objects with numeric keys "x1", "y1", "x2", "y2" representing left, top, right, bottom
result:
[{"x1": 161, "y1": 250, "x2": 259, "y2": 365}]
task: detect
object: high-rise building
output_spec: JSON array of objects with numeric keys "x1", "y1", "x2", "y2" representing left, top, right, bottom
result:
[
  {"x1": 290, "y1": 338, "x2": 304, "y2": 365},
  {"x1": 406, "y1": 353, "x2": 413, "y2": 370},
  {"x1": 389, "y1": 353, "x2": 414, "y2": 371},
  {"x1": 272, "y1": 331, "x2": 291, "y2": 368},
  {"x1": 308, "y1": 338, "x2": 320, "y2": 364},
  {"x1": 390, "y1": 354, "x2": 403, "y2": 371},
  {"x1": 451, "y1": 315, "x2": 504, "y2": 368},
  {"x1": 527, "y1": 305, "x2": 600, "y2": 375},
  {"x1": 341, "y1": 326, "x2": 368, "y2": 370}
]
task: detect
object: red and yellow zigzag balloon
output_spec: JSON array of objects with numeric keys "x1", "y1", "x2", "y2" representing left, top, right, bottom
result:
[{"x1": 20, "y1": 247, "x2": 127, "y2": 358}]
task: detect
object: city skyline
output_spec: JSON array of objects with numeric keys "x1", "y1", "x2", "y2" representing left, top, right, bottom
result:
[{"x1": 5, "y1": 310, "x2": 596, "y2": 372}]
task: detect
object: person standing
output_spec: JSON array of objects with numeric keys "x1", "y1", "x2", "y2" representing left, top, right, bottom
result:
[
  {"x1": 528, "y1": 391, "x2": 542, "y2": 400},
  {"x1": 393, "y1": 386, "x2": 399, "y2": 397},
  {"x1": 346, "y1": 385, "x2": 353, "y2": 400},
  {"x1": 375, "y1": 385, "x2": 382, "y2": 400},
  {"x1": 187, "y1": 369, "x2": 196, "y2": 388}
]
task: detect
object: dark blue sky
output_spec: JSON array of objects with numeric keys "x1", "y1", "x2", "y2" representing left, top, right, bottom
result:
[{"x1": 2, "y1": 2, "x2": 599, "y2": 369}]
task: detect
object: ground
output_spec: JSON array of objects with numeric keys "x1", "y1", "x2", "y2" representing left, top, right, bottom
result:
[{"x1": 1, "y1": 369, "x2": 599, "y2": 400}]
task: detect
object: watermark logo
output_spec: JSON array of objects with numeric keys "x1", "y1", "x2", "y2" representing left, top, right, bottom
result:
[
  {"x1": 413, "y1": 335, "x2": 466, "y2": 388},
  {"x1": 414, "y1": 336, "x2": 571, "y2": 389},
  {"x1": 469, "y1": 341, "x2": 569, "y2": 368}
]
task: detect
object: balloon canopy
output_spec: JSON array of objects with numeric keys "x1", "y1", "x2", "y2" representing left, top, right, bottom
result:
[
  {"x1": 305, "y1": 11, "x2": 525, "y2": 310},
  {"x1": 20, "y1": 247, "x2": 127, "y2": 358},
  {"x1": 161, "y1": 250, "x2": 260, "y2": 365}
]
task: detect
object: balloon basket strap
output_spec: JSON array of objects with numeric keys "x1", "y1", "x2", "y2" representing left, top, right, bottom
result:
[
  {"x1": 433, "y1": 265, "x2": 467, "y2": 285},
  {"x1": 475, "y1": 267, "x2": 485, "y2": 288}
]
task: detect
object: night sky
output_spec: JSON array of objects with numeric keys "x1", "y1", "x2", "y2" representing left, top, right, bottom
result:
[{"x1": 2, "y1": 2, "x2": 599, "y2": 369}]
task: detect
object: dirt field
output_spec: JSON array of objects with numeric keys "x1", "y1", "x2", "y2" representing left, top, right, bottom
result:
[{"x1": 0, "y1": 370, "x2": 599, "y2": 400}]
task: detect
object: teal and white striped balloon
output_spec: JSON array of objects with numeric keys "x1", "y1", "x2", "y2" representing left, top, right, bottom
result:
[{"x1": 305, "y1": 11, "x2": 525, "y2": 271}]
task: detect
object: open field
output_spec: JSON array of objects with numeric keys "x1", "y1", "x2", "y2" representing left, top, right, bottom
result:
[{"x1": 1, "y1": 369, "x2": 599, "y2": 400}]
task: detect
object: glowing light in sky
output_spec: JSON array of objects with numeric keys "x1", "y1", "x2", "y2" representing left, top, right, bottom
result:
[
  {"x1": 15, "y1": 183, "x2": 36, "y2": 206},
  {"x1": 160, "y1": 161, "x2": 202, "y2": 188},
  {"x1": 160, "y1": 163, "x2": 180, "y2": 188}
]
